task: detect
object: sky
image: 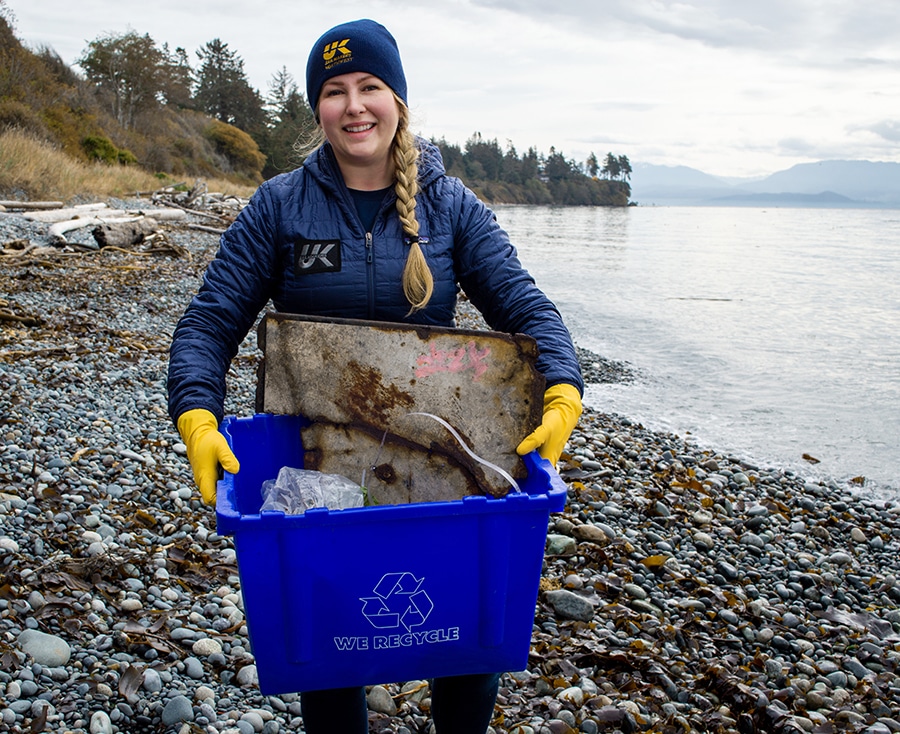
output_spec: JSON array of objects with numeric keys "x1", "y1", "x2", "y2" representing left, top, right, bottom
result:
[{"x1": 6, "y1": 0, "x2": 900, "y2": 179}]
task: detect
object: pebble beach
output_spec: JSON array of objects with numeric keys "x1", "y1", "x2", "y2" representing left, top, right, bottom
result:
[{"x1": 1, "y1": 199, "x2": 900, "y2": 734}]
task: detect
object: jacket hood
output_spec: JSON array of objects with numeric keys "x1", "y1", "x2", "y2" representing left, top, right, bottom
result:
[{"x1": 415, "y1": 137, "x2": 447, "y2": 186}]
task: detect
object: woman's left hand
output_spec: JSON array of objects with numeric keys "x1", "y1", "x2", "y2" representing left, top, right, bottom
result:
[{"x1": 516, "y1": 383, "x2": 583, "y2": 465}]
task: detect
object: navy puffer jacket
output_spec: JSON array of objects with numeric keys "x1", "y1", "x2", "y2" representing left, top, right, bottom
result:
[{"x1": 167, "y1": 138, "x2": 583, "y2": 423}]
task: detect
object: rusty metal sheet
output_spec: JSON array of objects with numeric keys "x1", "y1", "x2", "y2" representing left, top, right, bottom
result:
[{"x1": 256, "y1": 313, "x2": 545, "y2": 504}]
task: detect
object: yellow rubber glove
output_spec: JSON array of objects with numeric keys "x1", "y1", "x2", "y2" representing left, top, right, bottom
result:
[
  {"x1": 516, "y1": 383, "x2": 583, "y2": 465},
  {"x1": 177, "y1": 408, "x2": 240, "y2": 505}
]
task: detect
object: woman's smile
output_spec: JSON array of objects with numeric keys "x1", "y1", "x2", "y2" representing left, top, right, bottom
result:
[{"x1": 345, "y1": 123, "x2": 375, "y2": 133}]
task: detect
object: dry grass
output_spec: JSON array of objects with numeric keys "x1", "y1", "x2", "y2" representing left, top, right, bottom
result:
[{"x1": 0, "y1": 128, "x2": 257, "y2": 203}]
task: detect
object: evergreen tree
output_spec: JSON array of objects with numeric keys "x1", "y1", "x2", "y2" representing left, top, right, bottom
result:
[
  {"x1": 464, "y1": 132, "x2": 503, "y2": 181},
  {"x1": 586, "y1": 152, "x2": 599, "y2": 178},
  {"x1": 194, "y1": 38, "x2": 265, "y2": 135},
  {"x1": 617, "y1": 154, "x2": 632, "y2": 181},
  {"x1": 500, "y1": 140, "x2": 522, "y2": 185},
  {"x1": 521, "y1": 147, "x2": 541, "y2": 182},
  {"x1": 545, "y1": 147, "x2": 579, "y2": 181},
  {"x1": 160, "y1": 43, "x2": 194, "y2": 109},
  {"x1": 265, "y1": 66, "x2": 296, "y2": 124},
  {"x1": 601, "y1": 152, "x2": 621, "y2": 180},
  {"x1": 261, "y1": 66, "x2": 316, "y2": 177},
  {"x1": 432, "y1": 137, "x2": 465, "y2": 179}
]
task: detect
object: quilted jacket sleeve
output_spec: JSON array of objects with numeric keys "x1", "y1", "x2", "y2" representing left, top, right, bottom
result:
[{"x1": 167, "y1": 186, "x2": 281, "y2": 424}]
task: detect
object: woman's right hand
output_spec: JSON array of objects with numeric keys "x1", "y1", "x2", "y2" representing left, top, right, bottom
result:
[{"x1": 177, "y1": 409, "x2": 240, "y2": 505}]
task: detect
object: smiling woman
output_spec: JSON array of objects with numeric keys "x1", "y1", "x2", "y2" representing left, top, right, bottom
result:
[{"x1": 167, "y1": 17, "x2": 584, "y2": 734}]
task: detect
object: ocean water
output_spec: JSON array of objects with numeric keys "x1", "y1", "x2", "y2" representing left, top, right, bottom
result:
[{"x1": 493, "y1": 204, "x2": 900, "y2": 496}]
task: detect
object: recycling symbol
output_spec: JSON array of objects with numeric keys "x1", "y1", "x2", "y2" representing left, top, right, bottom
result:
[{"x1": 360, "y1": 572, "x2": 434, "y2": 632}]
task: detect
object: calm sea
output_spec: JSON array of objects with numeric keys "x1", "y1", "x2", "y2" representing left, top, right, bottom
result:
[{"x1": 492, "y1": 204, "x2": 900, "y2": 497}]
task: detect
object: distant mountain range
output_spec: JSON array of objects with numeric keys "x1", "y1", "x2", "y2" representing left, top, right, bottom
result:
[{"x1": 630, "y1": 160, "x2": 900, "y2": 207}]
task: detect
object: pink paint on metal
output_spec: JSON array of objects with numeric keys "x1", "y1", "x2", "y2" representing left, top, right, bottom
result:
[{"x1": 415, "y1": 341, "x2": 492, "y2": 380}]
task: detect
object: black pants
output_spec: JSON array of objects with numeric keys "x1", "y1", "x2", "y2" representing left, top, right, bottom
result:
[{"x1": 299, "y1": 672, "x2": 502, "y2": 733}]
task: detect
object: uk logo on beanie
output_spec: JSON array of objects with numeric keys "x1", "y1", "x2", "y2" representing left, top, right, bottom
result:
[{"x1": 323, "y1": 39, "x2": 351, "y2": 70}]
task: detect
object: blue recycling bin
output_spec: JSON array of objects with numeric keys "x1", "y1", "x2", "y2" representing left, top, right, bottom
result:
[{"x1": 215, "y1": 413, "x2": 567, "y2": 694}]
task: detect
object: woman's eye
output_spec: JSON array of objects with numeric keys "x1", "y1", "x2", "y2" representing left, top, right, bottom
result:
[{"x1": 325, "y1": 88, "x2": 344, "y2": 97}]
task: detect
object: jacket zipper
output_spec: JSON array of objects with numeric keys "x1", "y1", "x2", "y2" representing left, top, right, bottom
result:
[{"x1": 365, "y1": 231, "x2": 375, "y2": 318}]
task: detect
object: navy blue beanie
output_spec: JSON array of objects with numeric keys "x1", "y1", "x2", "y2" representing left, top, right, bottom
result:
[{"x1": 306, "y1": 19, "x2": 408, "y2": 113}]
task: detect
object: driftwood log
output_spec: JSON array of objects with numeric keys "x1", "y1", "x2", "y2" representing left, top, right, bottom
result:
[
  {"x1": 92, "y1": 218, "x2": 159, "y2": 248},
  {"x1": 49, "y1": 216, "x2": 142, "y2": 243},
  {"x1": 0, "y1": 200, "x2": 65, "y2": 211},
  {"x1": 23, "y1": 203, "x2": 113, "y2": 222},
  {"x1": 25, "y1": 206, "x2": 187, "y2": 224},
  {"x1": 186, "y1": 223, "x2": 226, "y2": 235}
]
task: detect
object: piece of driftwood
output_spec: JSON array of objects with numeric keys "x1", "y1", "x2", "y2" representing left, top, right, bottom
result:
[
  {"x1": 0, "y1": 200, "x2": 65, "y2": 210},
  {"x1": 24, "y1": 206, "x2": 186, "y2": 224},
  {"x1": 134, "y1": 209, "x2": 187, "y2": 222},
  {"x1": 92, "y1": 218, "x2": 159, "y2": 248},
  {"x1": 49, "y1": 216, "x2": 143, "y2": 243},
  {"x1": 186, "y1": 223, "x2": 226, "y2": 235},
  {"x1": 182, "y1": 179, "x2": 208, "y2": 206},
  {"x1": 164, "y1": 199, "x2": 231, "y2": 223},
  {"x1": 140, "y1": 233, "x2": 191, "y2": 260},
  {"x1": 258, "y1": 313, "x2": 545, "y2": 504},
  {"x1": 1, "y1": 238, "x2": 30, "y2": 251},
  {"x1": 23, "y1": 204, "x2": 111, "y2": 222},
  {"x1": 1, "y1": 241, "x2": 49, "y2": 260}
]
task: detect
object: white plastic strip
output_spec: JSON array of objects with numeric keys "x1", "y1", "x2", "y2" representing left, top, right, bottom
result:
[{"x1": 404, "y1": 411, "x2": 520, "y2": 493}]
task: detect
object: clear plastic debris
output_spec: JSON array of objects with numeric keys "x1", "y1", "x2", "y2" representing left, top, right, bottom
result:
[{"x1": 260, "y1": 466, "x2": 364, "y2": 514}]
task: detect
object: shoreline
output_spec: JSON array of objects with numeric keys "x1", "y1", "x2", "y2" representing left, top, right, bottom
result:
[{"x1": 1, "y1": 202, "x2": 900, "y2": 732}]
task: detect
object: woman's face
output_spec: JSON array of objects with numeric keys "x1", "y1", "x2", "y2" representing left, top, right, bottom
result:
[{"x1": 318, "y1": 71, "x2": 400, "y2": 186}]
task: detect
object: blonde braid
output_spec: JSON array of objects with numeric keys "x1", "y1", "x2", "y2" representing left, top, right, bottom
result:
[{"x1": 392, "y1": 99, "x2": 433, "y2": 312}]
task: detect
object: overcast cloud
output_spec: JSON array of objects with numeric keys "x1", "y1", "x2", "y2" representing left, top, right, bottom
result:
[{"x1": 8, "y1": 0, "x2": 900, "y2": 177}]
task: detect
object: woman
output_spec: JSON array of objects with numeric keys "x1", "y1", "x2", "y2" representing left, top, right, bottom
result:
[{"x1": 167, "y1": 18, "x2": 583, "y2": 733}]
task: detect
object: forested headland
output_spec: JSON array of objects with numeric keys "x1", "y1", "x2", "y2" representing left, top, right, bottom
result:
[{"x1": 0, "y1": 7, "x2": 630, "y2": 205}]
